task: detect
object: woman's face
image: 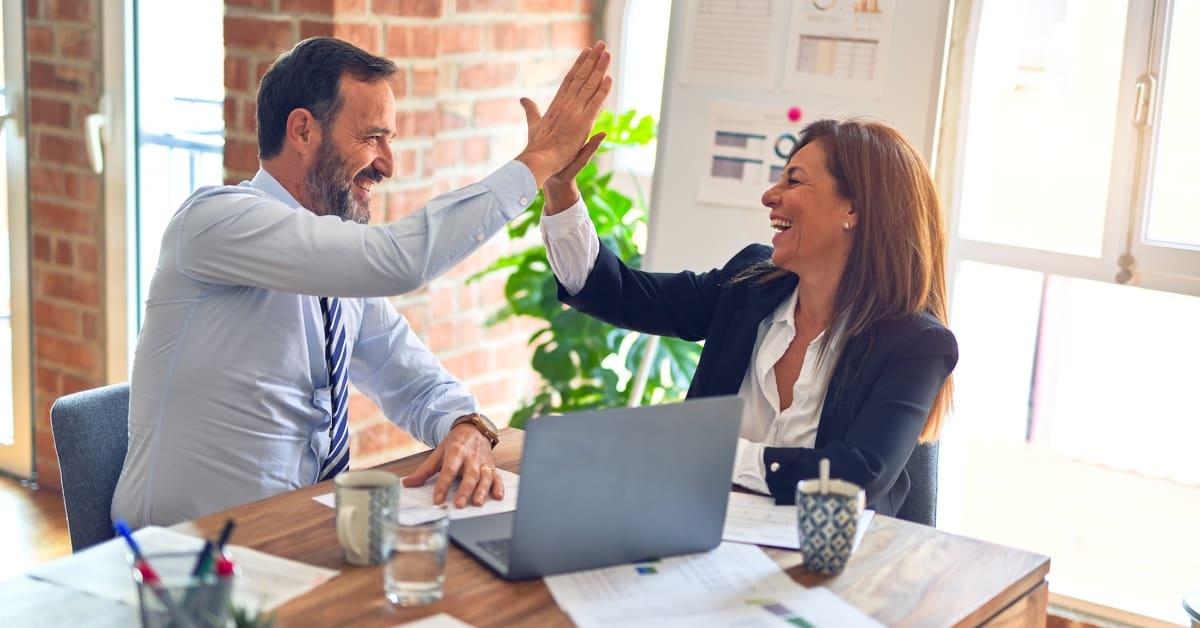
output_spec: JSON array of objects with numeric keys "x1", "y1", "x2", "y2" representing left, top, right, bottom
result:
[{"x1": 762, "y1": 140, "x2": 855, "y2": 275}]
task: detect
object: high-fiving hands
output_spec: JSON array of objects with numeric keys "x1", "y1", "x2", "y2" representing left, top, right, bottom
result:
[{"x1": 516, "y1": 41, "x2": 613, "y2": 188}]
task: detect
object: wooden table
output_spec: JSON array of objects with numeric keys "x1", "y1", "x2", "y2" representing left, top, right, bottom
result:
[{"x1": 175, "y1": 428, "x2": 1050, "y2": 627}]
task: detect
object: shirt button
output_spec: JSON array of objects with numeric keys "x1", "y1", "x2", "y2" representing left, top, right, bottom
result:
[
  {"x1": 475, "y1": 233, "x2": 484, "y2": 241},
  {"x1": 769, "y1": 462, "x2": 780, "y2": 473},
  {"x1": 519, "y1": 196, "x2": 529, "y2": 206}
]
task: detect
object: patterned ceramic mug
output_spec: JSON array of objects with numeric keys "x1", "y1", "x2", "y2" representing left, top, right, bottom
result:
[
  {"x1": 334, "y1": 470, "x2": 400, "y2": 566},
  {"x1": 795, "y1": 477, "x2": 865, "y2": 575}
]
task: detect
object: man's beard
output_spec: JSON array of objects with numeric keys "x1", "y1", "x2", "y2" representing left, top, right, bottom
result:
[{"x1": 304, "y1": 138, "x2": 382, "y2": 225}]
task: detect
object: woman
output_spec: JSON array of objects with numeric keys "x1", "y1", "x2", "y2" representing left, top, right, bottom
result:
[{"x1": 539, "y1": 118, "x2": 957, "y2": 517}]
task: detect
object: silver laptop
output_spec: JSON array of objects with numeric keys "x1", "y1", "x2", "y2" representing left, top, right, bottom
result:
[{"x1": 449, "y1": 395, "x2": 744, "y2": 580}]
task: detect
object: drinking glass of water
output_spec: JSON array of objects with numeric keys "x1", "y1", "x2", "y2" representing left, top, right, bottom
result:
[{"x1": 383, "y1": 504, "x2": 449, "y2": 606}]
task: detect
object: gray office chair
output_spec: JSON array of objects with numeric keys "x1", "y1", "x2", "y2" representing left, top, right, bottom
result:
[
  {"x1": 50, "y1": 382, "x2": 130, "y2": 552},
  {"x1": 895, "y1": 442, "x2": 938, "y2": 526}
]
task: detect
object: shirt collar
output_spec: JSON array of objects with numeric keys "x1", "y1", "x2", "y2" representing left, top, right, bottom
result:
[{"x1": 249, "y1": 168, "x2": 305, "y2": 209}]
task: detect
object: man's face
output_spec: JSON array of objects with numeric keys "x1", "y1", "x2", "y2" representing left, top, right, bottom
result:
[{"x1": 303, "y1": 78, "x2": 397, "y2": 224}]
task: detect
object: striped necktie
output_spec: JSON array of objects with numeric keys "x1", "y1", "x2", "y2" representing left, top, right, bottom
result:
[{"x1": 318, "y1": 296, "x2": 350, "y2": 481}]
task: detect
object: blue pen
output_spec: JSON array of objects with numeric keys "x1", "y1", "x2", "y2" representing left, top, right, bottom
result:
[{"x1": 114, "y1": 520, "x2": 199, "y2": 628}]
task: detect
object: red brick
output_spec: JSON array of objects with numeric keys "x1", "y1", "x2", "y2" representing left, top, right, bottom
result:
[
  {"x1": 429, "y1": 282, "x2": 457, "y2": 318},
  {"x1": 39, "y1": 269, "x2": 100, "y2": 305},
  {"x1": 224, "y1": 138, "x2": 261, "y2": 175},
  {"x1": 225, "y1": 56, "x2": 250, "y2": 92},
  {"x1": 493, "y1": 338, "x2": 536, "y2": 370},
  {"x1": 32, "y1": 201, "x2": 95, "y2": 237},
  {"x1": 441, "y1": 349, "x2": 491, "y2": 380},
  {"x1": 224, "y1": 99, "x2": 240, "y2": 131},
  {"x1": 26, "y1": 0, "x2": 40, "y2": 19},
  {"x1": 394, "y1": 147, "x2": 419, "y2": 178},
  {"x1": 28, "y1": 60, "x2": 94, "y2": 95},
  {"x1": 27, "y1": 25, "x2": 54, "y2": 56},
  {"x1": 334, "y1": 0, "x2": 369, "y2": 13},
  {"x1": 53, "y1": 239, "x2": 73, "y2": 266},
  {"x1": 81, "y1": 312, "x2": 100, "y2": 340},
  {"x1": 551, "y1": 19, "x2": 591, "y2": 48},
  {"x1": 225, "y1": 16, "x2": 297, "y2": 54},
  {"x1": 374, "y1": 0, "x2": 443, "y2": 17},
  {"x1": 385, "y1": 184, "x2": 435, "y2": 219},
  {"x1": 332, "y1": 21, "x2": 381, "y2": 53},
  {"x1": 489, "y1": 22, "x2": 546, "y2": 51},
  {"x1": 35, "y1": 133, "x2": 92, "y2": 169},
  {"x1": 458, "y1": 61, "x2": 518, "y2": 90},
  {"x1": 412, "y1": 66, "x2": 438, "y2": 98},
  {"x1": 518, "y1": 0, "x2": 575, "y2": 11},
  {"x1": 35, "y1": 300, "x2": 81, "y2": 336},
  {"x1": 279, "y1": 0, "x2": 336, "y2": 13},
  {"x1": 243, "y1": 102, "x2": 258, "y2": 135},
  {"x1": 438, "y1": 104, "x2": 470, "y2": 131},
  {"x1": 33, "y1": 234, "x2": 51, "y2": 262},
  {"x1": 474, "y1": 98, "x2": 525, "y2": 126},
  {"x1": 35, "y1": 333, "x2": 99, "y2": 373},
  {"x1": 29, "y1": 97, "x2": 72, "y2": 128},
  {"x1": 431, "y1": 138, "x2": 460, "y2": 168},
  {"x1": 57, "y1": 26, "x2": 94, "y2": 59},
  {"x1": 300, "y1": 19, "x2": 336, "y2": 42},
  {"x1": 438, "y1": 24, "x2": 482, "y2": 55},
  {"x1": 226, "y1": 0, "x2": 274, "y2": 8},
  {"x1": 352, "y1": 421, "x2": 421, "y2": 461},
  {"x1": 457, "y1": 0, "x2": 518, "y2": 11},
  {"x1": 35, "y1": 366, "x2": 62, "y2": 394},
  {"x1": 388, "y1": 71, "x2": 409, "y2": 98},
  {"x1": 395, "y1": 109, "x2": 439, "y2": 138},
  {"x1": 463, "y1": 136, "x2": 490, "y2": 164},
  {"x1": 47, "y1": 0, "x2": 93, "y2": 22},
  {"x1": 76, "y1": 242, "x2": 99, "y2": 272},
  {"x1": 385, "y1": 24, "x2": 438, "y2": 58}
]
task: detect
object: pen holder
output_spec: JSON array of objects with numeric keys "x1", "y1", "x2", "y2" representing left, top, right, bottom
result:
[{"x1": 130, "y1": 551, "x2": 234, "y2": 628}]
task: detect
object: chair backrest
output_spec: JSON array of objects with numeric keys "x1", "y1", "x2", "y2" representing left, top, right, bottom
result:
[
  {"x1": 895, "y1": 442, "x2": 939, "y2": 526},
  {"x1": 50, "y1": 382, "x2": 130, "y2": 552}
]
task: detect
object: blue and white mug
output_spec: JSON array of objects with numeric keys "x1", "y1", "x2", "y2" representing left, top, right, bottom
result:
[{"x1": 795, "y1": 478, "x2": 865, "y2": 575}]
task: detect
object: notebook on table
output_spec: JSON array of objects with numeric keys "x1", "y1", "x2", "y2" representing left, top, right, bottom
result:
[{"x1": 449, "y1": 395, "x2": 744, "y2": 580}]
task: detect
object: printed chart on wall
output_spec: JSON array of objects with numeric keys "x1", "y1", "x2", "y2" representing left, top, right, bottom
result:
[
  {"x1": 784, "y1": 0, "x2": 896, "y2": 99},
  {"x1": 699, "y1": 100, "x2": 833, "y2": 210}
]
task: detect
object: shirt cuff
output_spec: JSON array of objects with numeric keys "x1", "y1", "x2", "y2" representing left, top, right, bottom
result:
[
  {"x1": 541, "y1": 199, "x2": 599, "y2": 296},
  {"x1": 479, "y1": 160, "x2": 539, "y2": 220},
  {"x1": 732, "y1": 438, "x2": 770, "y2": 494}
]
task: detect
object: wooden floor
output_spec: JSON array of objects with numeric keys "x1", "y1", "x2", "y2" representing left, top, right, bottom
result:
[{"x1": 0, "y1": 475, "x2": 71, "y2": 582}]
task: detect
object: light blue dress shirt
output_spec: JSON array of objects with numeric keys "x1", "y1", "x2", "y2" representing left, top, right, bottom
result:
[{"x1": 112, "y1": 162, "x2": 536, "y2": 527}]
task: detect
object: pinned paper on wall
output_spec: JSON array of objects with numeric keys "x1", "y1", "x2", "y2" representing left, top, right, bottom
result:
[
  {"x1": 698, "y1": 100, "x2": 831, "y2": 209},
  {"x1": 782, "y1": 0, "x2": 897, "y2": 98},
  {"x1": 678, "y1": 0, "x2": 777, "y2": 89}
]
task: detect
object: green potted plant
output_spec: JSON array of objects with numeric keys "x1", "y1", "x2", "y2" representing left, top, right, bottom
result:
[{"x1": 471, "y1": 110, "x2": 701, "y2": 427}]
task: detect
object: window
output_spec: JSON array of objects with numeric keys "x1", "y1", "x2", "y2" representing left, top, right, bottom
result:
[
  {"x1": 606, "y1": 0, "x2": 672, "y2": 177},
  {"x1": 940, "y1": 0, "x2": 1200, "y2": 623}
]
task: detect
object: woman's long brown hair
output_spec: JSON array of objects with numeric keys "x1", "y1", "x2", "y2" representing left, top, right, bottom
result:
[{"x1": 735, "y1": 118, "x2": 953, "y2": 441}]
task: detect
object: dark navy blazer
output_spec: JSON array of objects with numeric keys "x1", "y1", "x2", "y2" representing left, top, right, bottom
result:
[{"x1": 559, "y1": 243, "x2": 958, "y2": 516}]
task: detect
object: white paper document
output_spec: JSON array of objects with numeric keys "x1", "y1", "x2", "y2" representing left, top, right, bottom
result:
[
  {"x1": 724, "y1": 491, "x2": 874, "y2": 552},
  {"x1": 783, "y1": 0, "x2": 897, "y2": 98},
  {"x1": 394, "y1": 612, "x2": 476, "y2": 628},
  {"x1": 27, "y1": 525, "x2": 337, "y2": 613},
  {"x1": 313, "y1": 468, "x2": 520, "y2": 520},
  {"x1": 679, "y1": 0, "x2": 778, "y2": 88},
  {"x1": 544, "y1": 542, "x2": 882, "y2": 627}
]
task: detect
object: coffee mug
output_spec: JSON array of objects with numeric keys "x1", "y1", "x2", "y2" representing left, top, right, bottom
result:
[
  {"x1": 334, "y1": 470, "x2": 399, "y2": 566},
  {"x1": 795, "y1": 477, "x2": 865, "y2": 575}
]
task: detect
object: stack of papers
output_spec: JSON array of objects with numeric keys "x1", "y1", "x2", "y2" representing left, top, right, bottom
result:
[
  {"x1": 724, "y1": 491, "x2": 874, "y2": 551},
  {"x1": 544, "y1": 542, "x2": 882, "y2": 627},
  {"x1": 27, "y1": 526, "x2": 337, "y2": 613}
]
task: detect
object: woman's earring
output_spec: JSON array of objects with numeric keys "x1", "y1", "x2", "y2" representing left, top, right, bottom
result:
[{"x1": 843, "y1": 221, "x2": 852, "y2": 231}]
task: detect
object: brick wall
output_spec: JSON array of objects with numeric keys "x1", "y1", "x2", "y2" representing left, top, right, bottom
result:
[
  {"x1": 223, "y1": 0, "x2": 594, "y2": 467},
  {"x1": 26, "y1": 0, "x2": 106, "y2": 489}
]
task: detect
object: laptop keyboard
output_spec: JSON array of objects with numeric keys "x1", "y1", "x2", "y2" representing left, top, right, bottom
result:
[{"x1": 477, "y1": 537, "x2": 511, "y2": 566}]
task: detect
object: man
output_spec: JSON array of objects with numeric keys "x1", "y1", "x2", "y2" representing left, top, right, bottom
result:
[{"x1": 112, "y1": 37, "x2": 611, "y2": 527}]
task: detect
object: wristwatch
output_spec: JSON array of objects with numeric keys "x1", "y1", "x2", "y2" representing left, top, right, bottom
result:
[{"x1": 452, "y1": 412, "x2": 500, "y2": 449}]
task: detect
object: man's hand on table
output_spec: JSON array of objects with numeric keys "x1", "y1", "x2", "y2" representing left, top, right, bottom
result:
[{"x1": 402, "y1": 423, "x2": 504, "y2": 508}]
